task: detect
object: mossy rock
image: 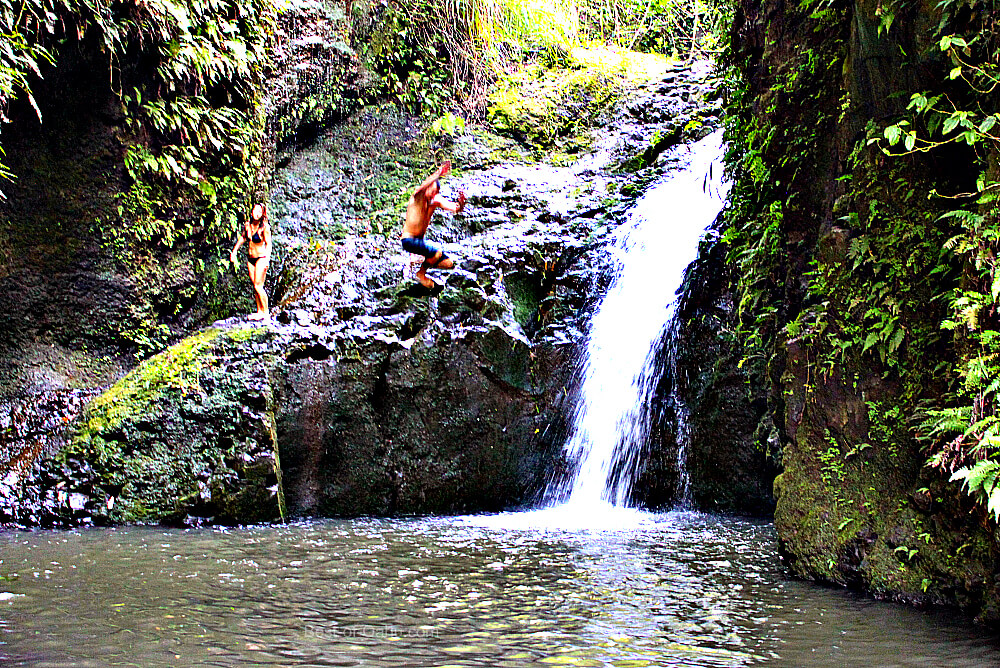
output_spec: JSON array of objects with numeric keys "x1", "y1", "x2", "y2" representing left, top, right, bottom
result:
[
  {"x1": 487, "y1": 47, "x2": 671, "y2": 153},
  {"x1": 22, "y1": 325, "x2": 286, "y2": 526}
]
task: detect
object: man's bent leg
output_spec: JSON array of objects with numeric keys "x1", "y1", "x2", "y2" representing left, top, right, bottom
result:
[{"x1": 428, "y1": 250, "x2": 453, "y2": 269}]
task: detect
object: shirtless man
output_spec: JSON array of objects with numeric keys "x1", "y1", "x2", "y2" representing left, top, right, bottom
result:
[{"x1": 402, "y1": 160, "x2": 466, "y2": 288}]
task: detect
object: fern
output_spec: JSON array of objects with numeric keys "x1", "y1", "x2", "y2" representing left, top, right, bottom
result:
[
  {"x1": 920, "y1": 406, "x2": 973, "y2": 437},
  {"x1": 952, "y1": 460, "x2": 1000, "y2": 520}
]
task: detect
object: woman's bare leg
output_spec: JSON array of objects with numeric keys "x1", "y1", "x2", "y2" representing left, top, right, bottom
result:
[
  {"x1": 247, "y1": 261, "x2": 261, "y2": 318},
  {"x1": 252, "y1": 258, "x2": 270, "y2": 318}
]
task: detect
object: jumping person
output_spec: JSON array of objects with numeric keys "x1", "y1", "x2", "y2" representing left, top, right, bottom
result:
[
  {"x1": 402, "y1": 160, "x2": 466, "y2": 289},
  {"x1": 230, "y1": 202, "x2": 272, "y2": 320}
]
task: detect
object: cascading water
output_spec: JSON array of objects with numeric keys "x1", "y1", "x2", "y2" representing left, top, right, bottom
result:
[
  {"x1": 663, "y1": 317, "x2": 695, "y2": 508},
  {"x1": 547, "y1": 130, "x2": 730, "y2": 511}
]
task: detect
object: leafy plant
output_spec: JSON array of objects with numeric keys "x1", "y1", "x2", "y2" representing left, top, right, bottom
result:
[
  {"x1": 0, "y1": 0, "x2": 59, "y2": 196},
  {"x1": 864, "y1": 0, "x2": 1000, "y2": 519},
  {"x1": 429, "y1": 111, "x2": 466, "y2": 136},
  {"x1": 359, "y1": 0, "x2": 728, "y2": 120}
]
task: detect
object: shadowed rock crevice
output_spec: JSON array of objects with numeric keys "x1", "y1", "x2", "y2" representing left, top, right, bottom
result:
[{"x1": 636, "y1": 226, "x2": 778, "y2": 515}]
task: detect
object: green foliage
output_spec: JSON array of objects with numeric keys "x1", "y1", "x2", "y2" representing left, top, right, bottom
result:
[
  {"x1": 792, "y1": 174, "x2": 954, "y2": 380},
  {"x1": 577, "y1": 0, "x2": 727, "y2": 58},
  {"x1": 1, "y1": 0, "x2": 272, "y2": 239},
  {"x1": 360, "y1": 0, "x2": 469, "y2": 117},
  {"x1": 864, "y1": 0, "x2": 1000, "y2": 519},
  {"x1": 951, "y1": 460, "x2": 1000, "y2": 519},
  {"x1": 472, "y1": 0, "x2": 581, "y2": 53},
  {"x1": 872, "y1": 24, "x2": 998, "y2": 172},
  {"x1": 1, "y1": 0, "x2": 274, "y2": 351},
  {"x1": 362, "y1": 0, "x2": 726, "y2": 120},
  {"x1": 715, "y1": 0, "x2": 851, "y2": 378},
  {"x1": 113, "y1": 0, "x2": 272, "y2": 254},
  {"x1": 429, "y1": 111, "x2": 466, "y2": 136},
  {"x1": 836, "y1": 0, "x2": 1000, "y2": 520},
  {"x1": 717, "y1": 0, "x2": 977, "y2": 511},
  {"x1": 0, "y1": 0, "x2": 58, "y2": 195}
]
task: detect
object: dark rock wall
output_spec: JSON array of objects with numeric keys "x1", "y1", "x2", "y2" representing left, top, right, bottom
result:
[
  {"x1": 636, "y1": 229, "x2": 777, "y2": 515},
  {"x1": 699, "y1": 0, "x2": 1000, "y2": 620},
  {"x1": 264, "y1": 0, "x2": 369, "y2": 157},
  {"x1": 0, "y1": 35, "x2": 136, "y2": 392},
  {"x1": 276, "y1": 325, "x2": 569, "y2": 517}
]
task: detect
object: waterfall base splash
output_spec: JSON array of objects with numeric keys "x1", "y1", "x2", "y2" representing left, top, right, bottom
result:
[{"x1": 463, "y1": 501, "x2": 663, "y2": 531}]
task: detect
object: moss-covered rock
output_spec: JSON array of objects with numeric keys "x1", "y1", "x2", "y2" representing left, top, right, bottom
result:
[
  {"x1": 3, "y1": 326, "x2": 285, "y2": 526},
  {"x1": 487, "y1": 46, "x2": 676, "y2": 156},
  {"x1": 774, "y1": 341, "x2": 1000, "y2": 614},
  {"x1": 703, "y1": 0, "x2": 1000, "y2": 622}
]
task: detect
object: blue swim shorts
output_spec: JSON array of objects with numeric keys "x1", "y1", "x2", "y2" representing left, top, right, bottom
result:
[{"x1": 401, "y1": 236, "x2": 447, "y2": 261}]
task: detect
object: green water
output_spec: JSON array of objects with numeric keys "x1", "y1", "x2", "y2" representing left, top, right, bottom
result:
[{"x1": 1, "y1": 510, "x2": 997, "y2": 667}]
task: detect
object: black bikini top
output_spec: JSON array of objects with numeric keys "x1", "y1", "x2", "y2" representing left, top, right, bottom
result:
[{"x1": 248, "y1": 223, "x2": 265, "y2": 244}]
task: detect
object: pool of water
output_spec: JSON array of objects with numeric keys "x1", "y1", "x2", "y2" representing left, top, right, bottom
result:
[{"x1": 1, "y1": 510, "x2": 997, "y2": 667}]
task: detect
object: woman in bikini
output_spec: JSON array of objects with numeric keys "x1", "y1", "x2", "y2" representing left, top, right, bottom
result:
[{"x1": 230, "y1": 202, "x2": 272, "y2": 320}]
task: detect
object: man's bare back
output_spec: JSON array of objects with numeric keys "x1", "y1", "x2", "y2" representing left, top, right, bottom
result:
[{"x1": 401, "y1": 160, "x2": 466, "y2": 288}]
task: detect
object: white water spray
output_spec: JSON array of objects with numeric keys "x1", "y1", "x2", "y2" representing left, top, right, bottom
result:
[{"x1": 548, "y1": 130, "x2": 729, "y2": 512}]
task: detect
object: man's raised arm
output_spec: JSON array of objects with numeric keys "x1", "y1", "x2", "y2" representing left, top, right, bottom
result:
[{"x1": 414, "y1": 160, "x2": 451, "y2": 197}]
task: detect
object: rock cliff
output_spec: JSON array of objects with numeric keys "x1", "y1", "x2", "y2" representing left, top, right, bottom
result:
[
  {"x1": 2, "y1": 12, "x2": 724, "y2": 525},
  {"x1": 693, "y1": 0, "x2": 1000, "y2": 621}
]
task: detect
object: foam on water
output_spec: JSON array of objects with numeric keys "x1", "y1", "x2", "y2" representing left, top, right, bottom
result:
[{"x1": 459, "y1": 500, "x2": 663, "y2": 532}]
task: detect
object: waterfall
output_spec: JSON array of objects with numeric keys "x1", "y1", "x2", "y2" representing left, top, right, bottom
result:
[
  {"x1": 664, "y1": 317, "x2": 694, "y2": 508},
  {"x1": 548, "y1": 130, "x2": 729, "y2": 510}
]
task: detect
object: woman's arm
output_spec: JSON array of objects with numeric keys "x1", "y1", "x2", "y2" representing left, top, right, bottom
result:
[{"x1": 230, "y1": 228, "x2": 245, "y2": 262}]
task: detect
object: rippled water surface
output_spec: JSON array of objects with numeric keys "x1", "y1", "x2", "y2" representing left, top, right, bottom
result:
[{"x1": 1, "y1": 511, "x2": 998, "y2": 667}]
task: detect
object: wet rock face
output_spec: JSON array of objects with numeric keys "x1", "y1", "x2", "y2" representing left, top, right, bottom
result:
[
  {"x1": 0, "y1": 46, "x2": 142, "y2": 395},
  {"x1": 634, "y1": 229, "x2": 778, "y2": 515},
  {"x1": 0, "y1": 389, "x2": 101, "y2": 502},
  {"x1": 261, "y1": 193, "x2": 592, "y2": 517}
]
